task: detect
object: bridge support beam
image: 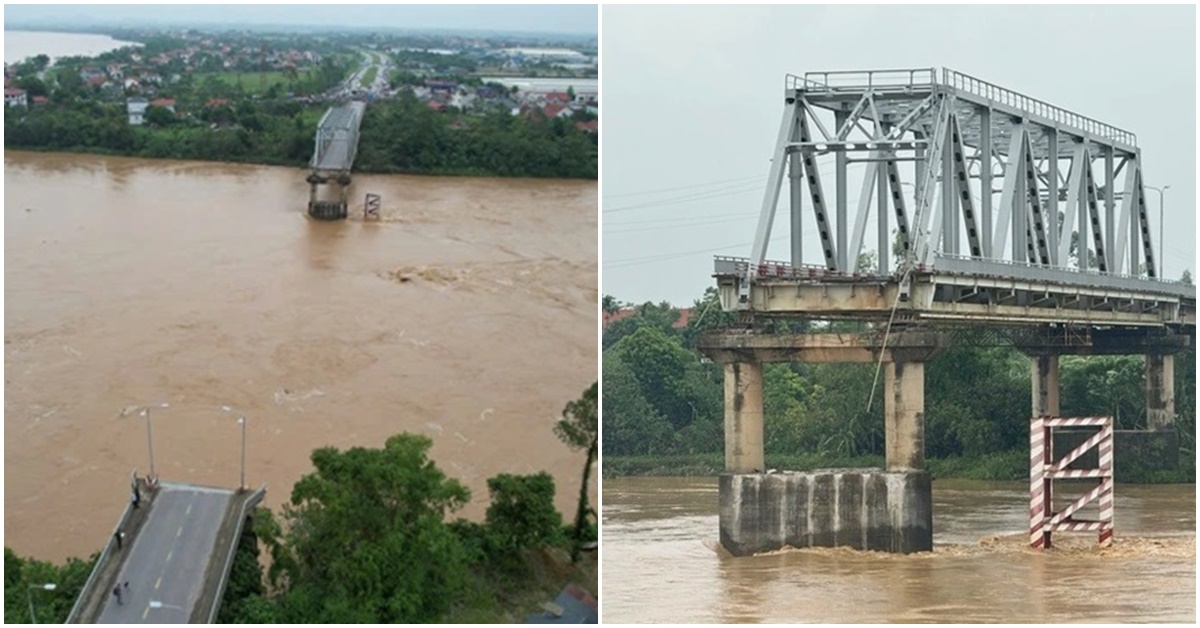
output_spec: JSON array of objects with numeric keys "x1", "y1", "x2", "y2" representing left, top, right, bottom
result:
[
  {"x1": 1145, "y1": 353, "x2": 1175, "y2": 431},
  {"x1": 724, "y1": 361, "x2": 764, "y2": 474},
  {"x1": 700, "y1": 331, "x2": 945, "y2": 555}
]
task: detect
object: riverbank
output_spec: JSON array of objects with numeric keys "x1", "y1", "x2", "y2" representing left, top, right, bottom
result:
[
  {"x1": 5, "y1": 95, "x2": 596, "y2": 179},
  {"x1": 603, "y1": 451, "x2": 1196, "y2": 483}
]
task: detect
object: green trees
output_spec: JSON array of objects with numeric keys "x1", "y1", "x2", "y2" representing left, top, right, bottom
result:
[
  {"x1": 3, "y1": 547, "x2": 97, "y2": 623},
  {"x1": 258, "y1": 434, "x2": 470, "y2": 623},
  {"x1": 554, "y1": 383, "x2": 598, "y2": 562}
]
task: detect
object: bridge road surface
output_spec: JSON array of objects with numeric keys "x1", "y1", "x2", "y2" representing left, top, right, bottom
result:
[{"x1": 97, "y1": 483, "x2": 234, "y2": 623}]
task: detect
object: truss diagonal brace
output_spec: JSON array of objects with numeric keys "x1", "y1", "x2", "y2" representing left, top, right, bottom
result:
[
  {"x1": 1083, "y1": 156, "x2": 1109, "y2": 272},
  {"x1": 884, "y1": 158, "x2": 912, "y2": 260},
  {"x1": 993, "y1": 121, "x2": 1026, "y2": 259},
  {"x1": 948, "y1": 113, "x2": 983, "y2": 258},
  {"x1": 836, "y1": 92, "x2": 873, "y2": 141},
  {"x1": 887, "y1": 95, "x2": 935, "y2": 139},
  {"x1": 747, "y1": 101, "x2": 798, "y2": 277},
  {"x1": 1135, "y1": 170, "x2": 1157, "y2": 278},
  {"x1": 800, "y1": 114, "x2": 838, "y2": 270},
  {"x1": 1021, "y1": 128, "x2": 1052, "y2": 265},
  {"x1": 1059, "y1": 143, "x2": 1086, "y2": 266}
]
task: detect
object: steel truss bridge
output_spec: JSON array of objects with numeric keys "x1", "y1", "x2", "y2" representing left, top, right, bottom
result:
[
  {"x1": 716, "y1": 68, "x2": 1195, "y2": 331},
  {"x1": 306, "y1": 101, "x2": 366, "y2": 220}
]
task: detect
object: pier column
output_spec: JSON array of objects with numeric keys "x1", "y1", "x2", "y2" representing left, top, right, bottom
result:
[
  {"x1": 1145, "y1": 354, "x2": 1175, "y2": 431},
  {"x1": 724, "y1": 362, "x2": 764, "y2": 473},
  {"x1": 1031, "y1": 354, "x2": 1061, "y2": 417},
  {"x1": 884, "y1": 358, "x2": 925, "y2": 471}
]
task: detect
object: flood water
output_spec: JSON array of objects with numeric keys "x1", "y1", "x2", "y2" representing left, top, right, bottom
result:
[
  {"x1": 5, "y1": 152, "x2": 597, "y2": 562},
  {"x1": 602, "y1": 476, "x2": 1196, "y2": 623},
  {"x1": 4, "y1": 30, "x2": 141, "y2": 64}
]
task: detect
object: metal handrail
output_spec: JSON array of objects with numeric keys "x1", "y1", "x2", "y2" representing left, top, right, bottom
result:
[
  {"x1": 792, "y1": 68, "x2": 936, "y2": 92},
  {"x1": 941, "y1": 69, "x2": 1136, "y2": 146},
  {"x1": 932, "y1": 253, "x2": 1179, "y2": 284}
]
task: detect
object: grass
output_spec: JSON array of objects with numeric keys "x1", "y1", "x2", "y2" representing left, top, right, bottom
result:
[
  {"x1": 193, "y1": 70, "x2": 314, "y2": 95},
  {"x1": 360, "y1": 66, "x2": 378, "y2": 89}
]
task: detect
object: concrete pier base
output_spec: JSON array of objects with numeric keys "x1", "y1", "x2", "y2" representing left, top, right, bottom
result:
[{"x1": 719, "y1": 469, "x2": 932, "y2": 556}]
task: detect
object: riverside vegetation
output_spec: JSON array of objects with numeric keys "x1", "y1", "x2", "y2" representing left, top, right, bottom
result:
[
  {"x1": 602, "y1": 290, "x2": 1196, "y2": 483},
  {"x1": 4, "y1": 385, "x2": 597, "y2": 624},
  {"x1": 4, "y1": 43, "x2": 596, "y2": 179}
]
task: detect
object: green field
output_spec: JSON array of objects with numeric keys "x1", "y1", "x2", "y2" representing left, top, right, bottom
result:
[
  {"x1": 360, "y1": 65, "x2": 378, "y2": 89},
  {"x1": 192, "y1": 69, "x2": 314, "y2": 94}
]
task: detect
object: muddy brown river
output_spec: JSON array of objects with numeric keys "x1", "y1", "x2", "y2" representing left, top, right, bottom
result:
[
  {"x1": 602, "y1": 476, "x2": 1196, "y2": 623},
  {"x1": 5, "y1": 151, "x2": 597, "y2": 562}
]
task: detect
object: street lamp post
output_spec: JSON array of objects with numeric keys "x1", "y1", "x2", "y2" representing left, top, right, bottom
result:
[
  {"x1": 138, "y1": 403, "x2": 170, "y2": 480},
  {"x1": 221, "y1": 406, "x2": 246, "y2": 490},
  {"x1": 1145, "y1": 184, "x2": 1170, "y2": 278},
  {"x1": 27, "y1": 583, "x2": 56, "y2": 623}
]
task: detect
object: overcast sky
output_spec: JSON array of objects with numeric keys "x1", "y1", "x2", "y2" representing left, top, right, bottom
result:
[
  {"x1": 4, "y1": 4, "x2": 597, "y2": 35},
  {"x1": 602, "y1": 5, "x2": 1196, "y2": 306}
]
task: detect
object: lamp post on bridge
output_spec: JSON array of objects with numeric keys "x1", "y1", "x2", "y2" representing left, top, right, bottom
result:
[
  {"x1": 127, "y1": 403, "x2": 170, "y2": 481},
  {"x1": 1144, "y1": 184, "x2": 1170, "y2": 278},
  {"x1": 221, "y1": 406, "x2": 246, "y2": 491},
  {"x1": 27, "y1": 582, "x2": 56, "y2": 623}
]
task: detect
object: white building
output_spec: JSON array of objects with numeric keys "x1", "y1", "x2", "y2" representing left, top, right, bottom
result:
[
  {"x1": 4, "y1": 88, "x2": 27, "y2": 108},
  {"x1": 126, "y1": 97, "x2": 148, "y2": 125}
]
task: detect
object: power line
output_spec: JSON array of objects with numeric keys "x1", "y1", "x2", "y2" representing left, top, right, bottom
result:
[
  {"x1": 602, "y1": 174, "x2": 764, "y2": 200},
  {"x1": 602, "y1": 181, "x2": 764, "y2": 214}
]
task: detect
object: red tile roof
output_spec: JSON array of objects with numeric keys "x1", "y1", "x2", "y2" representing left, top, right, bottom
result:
[
  {"x1": 575, "y1": 120, "x2": 598, "y2": 133},
  {"x1": 602, "y1": 307, "x2": 693, "y2": 329},
  {"x1": 150, "y1": 98, "x2": 175, "y2": 107},
  {"x1": 4, "y1": 87, "x2": 25, "y2": 96},
  {"x1": 543, "y1": 103, "x2": 567, "y2": 118}
]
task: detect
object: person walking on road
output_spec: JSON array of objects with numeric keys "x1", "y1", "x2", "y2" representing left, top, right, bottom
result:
[{"x1": 112, "y1": 584, "x2": 123, "y2": 606}]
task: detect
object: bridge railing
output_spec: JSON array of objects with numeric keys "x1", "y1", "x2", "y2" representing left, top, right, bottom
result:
[
  {"x1": 205, "y1": 485, "x2": 267, "y2": 624},
  {"x1": 931, "y1": 254, "x2": 1193, "y2": 298},
  {"x1": 941, "y1": 69, "x2": 1136, "y2": 146},
  {"x1": 791, "y1": 68, "x2": 937, "y2": 93}
]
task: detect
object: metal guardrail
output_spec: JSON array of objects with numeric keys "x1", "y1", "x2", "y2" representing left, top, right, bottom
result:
[
  {"x1": 931, "y1": 254, "x2": 1193, "y2": 299},
  {"x1": 205, "y1": 485, "x2": 267, "y2": 624},
  {"x1": 941, "y1": 69, "x2": 1136, "y2": 146},
  {"x1": 789, "y1": 67, "x2": 1137, "y2": 147},
  {"x1": 791, "y1": 68, "x2": 936, "y2": 92}
]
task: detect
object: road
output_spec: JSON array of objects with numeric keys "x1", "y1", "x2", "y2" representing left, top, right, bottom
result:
[{"x1": 96, "y1": 484, "x2": 234, "y2": 624}]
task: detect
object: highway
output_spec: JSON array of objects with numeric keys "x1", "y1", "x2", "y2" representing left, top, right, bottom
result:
[{"x1": 96, "y1": 484, "x2": 233, "y2": 624}]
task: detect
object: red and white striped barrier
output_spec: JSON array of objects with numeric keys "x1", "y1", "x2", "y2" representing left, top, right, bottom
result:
[{"x1": 1030, "y1": 415, "x2": 1114, "y2": 549}]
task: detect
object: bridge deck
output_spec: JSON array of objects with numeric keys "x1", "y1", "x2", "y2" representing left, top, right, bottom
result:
[
  {"x1": 95, "y1": 484, "x2": 233, "y2": 623},
  {"x1": 715, "y1": 256, "x2": 1196, "y2": 328},
  {"x1": 310, "y1": 101, "x2": 366, "y2": 173}
]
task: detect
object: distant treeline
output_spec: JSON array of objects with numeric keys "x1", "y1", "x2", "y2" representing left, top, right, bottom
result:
[{"x1": 4, "y1": 92, "x2": 596, "y2": 179}]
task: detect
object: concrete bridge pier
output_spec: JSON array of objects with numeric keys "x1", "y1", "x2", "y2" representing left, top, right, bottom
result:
[
  {"x1": 724, "y1": 361, "x2": 764, "y2": 473},
  {"x1": 699, "y1": 331, "x2": 945, "y2": 556},
  {"x1": 885, "y1": 357, "x2": 925, "y2": 471},
  {"x1": 1031, "y1": 354, "x2": 1061, "y2": 417},
  {"x1": 1019, "y1": 331, "x2": 1187, "y2": 475},
  {"x1": 1145, "y1": 353, "x2": 1174, "y2": 431}
]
